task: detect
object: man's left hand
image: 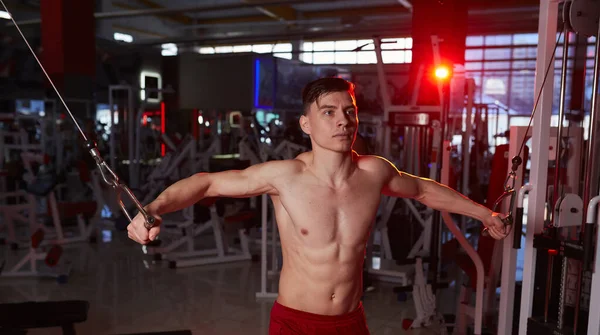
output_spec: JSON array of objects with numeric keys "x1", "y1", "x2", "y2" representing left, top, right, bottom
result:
[{"x1": 483, "y1": 213, "x2": 510, "y2": 240}]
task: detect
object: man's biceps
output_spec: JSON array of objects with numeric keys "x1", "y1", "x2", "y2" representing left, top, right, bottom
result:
[
  {"x1": 405, "y1": 176, "x2": 422, "y2": 195},
  {"x1": 208, "y1": 172, "x2": 245, "y2": 194},
  {"x1": 256, "y1": 176, "x2": 274, "y2": 193},
  {"x1": 391, "y1": 176, "x2": 420, "y2": 197}
]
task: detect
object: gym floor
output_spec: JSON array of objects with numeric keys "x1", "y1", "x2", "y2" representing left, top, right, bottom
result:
[{"x1": 0, "y1": 228, "x2": 455, "y2": 335}]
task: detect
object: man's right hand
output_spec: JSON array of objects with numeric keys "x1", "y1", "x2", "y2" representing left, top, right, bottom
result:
[{"x1": 127, "y1": 211, "x2": 162, "y2": 245}]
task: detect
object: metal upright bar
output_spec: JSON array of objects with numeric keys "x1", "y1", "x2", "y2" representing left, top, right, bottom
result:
[
  {"x1": 109, "y1": 87, "x2": 116, "y2": 171},
  {"x1": 128, "y1": 87, "x2": 135, "y2": 186},
  {"x1": 518, "y1": 1, "x2": 559, "y2": 334},
  {"x1": 582, "y1": 13, "x2": 600, "y2": 219},
  {"x1": 552, "y1": 29, "x2": 570, "y2": 211},
  {"x1": 374, "y1": 38, "x2": 392, "y2": 159}
]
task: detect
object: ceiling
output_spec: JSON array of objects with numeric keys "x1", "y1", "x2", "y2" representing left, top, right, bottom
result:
[{"x1": 4, "y1": 0, "x2": 543, "y2": 48}]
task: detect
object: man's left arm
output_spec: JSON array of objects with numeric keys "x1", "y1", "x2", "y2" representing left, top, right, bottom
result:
[{"x1": 375, "y1": 157, "x2": 507, "y2": 239}]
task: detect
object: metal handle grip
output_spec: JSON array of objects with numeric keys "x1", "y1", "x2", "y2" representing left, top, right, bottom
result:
[
  {"x1": 513, "y1": 207, "x2": 524, "y2": 249},
  {"x1": 86, "y1": 141, "x2": 156, "y2": 230},
  {"x1": 583, "y1": 223, "x2": 595, "y2": 271}
]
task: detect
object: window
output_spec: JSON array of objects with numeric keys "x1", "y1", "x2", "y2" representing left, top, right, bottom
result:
[
  {"x1": 484, "y1": 61, "x2": 511, "y2": 70},
  {"x1": 483, "y1": 77, "x2": 508, "y2": 96},
  {"x1": 253, "y1": 44, "x2": 274, "y2": 53},
  {"x1": 466, "y1": 36, "x2": 484, "y2": 46},
  {"x1": 357, "y1": 39, "x2": 374, "y2": 50},
  {"x1": 273, "y1": 43, "x2": 292, "y2": 53},
  {"x1": 301, "y1": 53, "x2": 313, "y2": 63},
  {"x1": 273, "y1": 44, "x2": 292, "y2": 59},
  {"x1": 301, "y1": 37, "x2": 411, "y2": 65},
  {"x1": 335, "y1": 40, "x2": 358, "y2": 51},
  {"x1": 513, "y1": 33, "x2": 538, "y2": 45},
  {"x1": 465, "y1": 62, "x2": 483, "y2": 71},
  {"x1": 357, "y1": 51, "x2": 377, "y2": 64},
  {"x1": 313, "y1": 41, "x2": 335, "y2": 51},
  {"x1": 233, "y1": 45, "x2": 252, "y2": 53},
  {"x1": 464, "y1": 31, "x2": 597, "y2": 127},
  {"x1": 335, "y1": 52, "x2": 357, "y2": 64},
  {"x1": 196, "y1": 38, "x2": 411, "y2": 65},
  {"x1": 512, "y1": 60, "x2": 536, "y2": 69},
  {"x1": 381, "y1": 38, "x2": 406, "y2": 49},
  {"x1": 485, "y1": 35, "x2": 512, "y2": 46},
  {"x1": 274, "y1": 53, "x2": 292, "y2": 60},
  {"x1": 465, "y1": 49, "x2": 483, "y2": 61},
  {"x1": 484, "y1": 48, "x2": 511, "y2": 60},
  {"x1": 382, "y1": 50, "x2": 406, "y2": 64},
  {"x1": 513, "y1": 47, "x2": 537, "y2": 59},
  {"x1": 114, "y1": 32, "x2": 133, "y2": 43},
  {"x1": 198, "y1": 47, "x2": 215, "y2": 54},
  {"x1": 215, "y1": 46, "x2": 233, "y2": 53},
  {"x1": 313, "y1": 52, "x2": 335, "y2": 64},
  {"x1": 161, "y1": 43, "x2": 177, "y2": 56}
]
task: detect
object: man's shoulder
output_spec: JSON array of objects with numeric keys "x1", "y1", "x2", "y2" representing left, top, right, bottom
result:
[
  {"x1": 261, "y1": 155, "x2": 307, "y2": 175},
  {"x1": 355, "y1": 154, "x2": 391, "y2": 170},
  {"x1": 289, "y1": 151, "x2": 312, "y2": 170},
  {"x1": 355, "y1": 154, "x2": 397, "y2": 179}
]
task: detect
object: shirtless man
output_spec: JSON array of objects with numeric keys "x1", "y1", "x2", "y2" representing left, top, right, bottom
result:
[{"x1": 127, "y1": 77, "x2": 508, "y2": 334}]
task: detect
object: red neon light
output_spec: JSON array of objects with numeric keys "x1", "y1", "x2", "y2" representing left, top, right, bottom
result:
[
  {"x1": 161, "y1": 102, "x2": 166, "y2": 156},
  {"x1": 434, "y1": 65, "x2": 451, "y2": 81}
]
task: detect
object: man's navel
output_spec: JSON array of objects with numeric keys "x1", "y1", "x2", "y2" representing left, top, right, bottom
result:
[{"x1": 300, "y1": 228, "x2": 309, "y2": 236}]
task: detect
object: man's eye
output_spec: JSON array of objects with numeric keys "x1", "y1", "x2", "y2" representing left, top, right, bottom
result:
[
  {"x1": 324, "y1": 110, "x2": 333, "y2": 115},
  {"x1": 346, "y1": 110, "x2": 355, "y2": 115}
]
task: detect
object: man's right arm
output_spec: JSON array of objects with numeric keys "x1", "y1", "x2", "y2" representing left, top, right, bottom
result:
[{"x1": 144, "y1": 160, "x2": 287, "y2": 216}]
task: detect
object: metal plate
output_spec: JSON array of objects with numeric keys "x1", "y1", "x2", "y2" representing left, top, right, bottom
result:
[
  {"x1": 391, "y1": 112, "x2": 430, "y2": 126},
  {"x1": 570, "y1": 0, "x2": 600, "y2": 37}
]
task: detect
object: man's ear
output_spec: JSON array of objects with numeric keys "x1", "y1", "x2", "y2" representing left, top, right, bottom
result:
[{"x1": 299, "y1": 115, "x2": 311, "y2": 135}]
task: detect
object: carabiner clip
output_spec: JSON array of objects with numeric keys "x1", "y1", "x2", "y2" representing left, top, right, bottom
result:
[{"x1": 503, "y1": 170, "x2": 517, "y2": 193}]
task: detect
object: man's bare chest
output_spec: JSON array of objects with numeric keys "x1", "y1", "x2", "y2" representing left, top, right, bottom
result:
[{"x1": 275, "y1": 178, "x2": 382, "y2": 242}]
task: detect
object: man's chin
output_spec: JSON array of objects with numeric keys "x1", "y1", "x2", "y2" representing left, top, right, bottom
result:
[{"x1": 311, "y1": 141, "x2": 352, "y2": 153}]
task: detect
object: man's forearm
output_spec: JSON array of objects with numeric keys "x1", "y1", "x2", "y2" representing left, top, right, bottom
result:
[
  {"x1": 145, "y1": 173, "x2": 211, "y2": 215},
  {"x1": 416, "y1": 179, "x2": 492, "y2": 221}
]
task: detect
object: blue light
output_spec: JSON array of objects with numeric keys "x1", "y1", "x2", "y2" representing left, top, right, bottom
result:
[
  {"x1": 254, "y1": 58, "x2": 260, "y2": 108},
  {"x1": 254, "y1": 58, "x2": 273, "y2": 110}
]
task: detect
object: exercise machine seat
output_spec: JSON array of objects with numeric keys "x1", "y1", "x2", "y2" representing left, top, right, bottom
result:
[{"x1": 0, "y1": 300, "x2": 89, "y2": 335}]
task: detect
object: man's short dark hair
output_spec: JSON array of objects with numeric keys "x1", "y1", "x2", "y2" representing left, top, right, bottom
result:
[{"x1": 302, "y1": 77, "x2": 356, "y2": 115}]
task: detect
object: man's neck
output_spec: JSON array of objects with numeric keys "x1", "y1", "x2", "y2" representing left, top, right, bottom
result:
[{"x1": 309, "y1": 148, "x2": 356, "y2": 187}]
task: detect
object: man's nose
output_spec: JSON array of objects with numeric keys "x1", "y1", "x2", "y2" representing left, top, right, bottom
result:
[{"x1": 337, "y1": 114, "x2": 350, "y2": 127}]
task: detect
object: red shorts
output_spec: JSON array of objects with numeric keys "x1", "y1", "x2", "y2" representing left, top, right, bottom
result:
[{"x1": 269, "y1": 301, "x2": 371, "y2": 335}]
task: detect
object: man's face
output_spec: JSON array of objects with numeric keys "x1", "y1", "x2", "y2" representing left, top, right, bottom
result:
[{"x1": 300, "y1": 91, "x2": 358, "y2": 153}]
